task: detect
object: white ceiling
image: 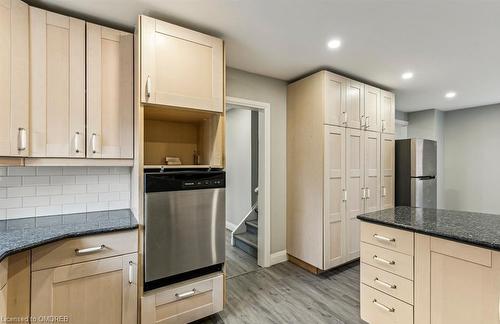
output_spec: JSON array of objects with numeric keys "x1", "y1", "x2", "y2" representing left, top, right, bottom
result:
[{"x1": 33, "y1": 0, "x2": 500, "y2": 112}]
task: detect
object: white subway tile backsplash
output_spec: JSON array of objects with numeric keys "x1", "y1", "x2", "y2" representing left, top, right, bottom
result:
[
  {"x1": 37, "y1": 185, "x2": 63, "y2": 196},
  {"x1": 36, "y1": 205, "x2": 62, "y2": 217},
  {"x1": 76, "y1": 175, "x2": 98, "y2": 185},
  {"x1": 75, "y1": 193, "x2": 98, "y2": 203},
  {"x1": 7, "y1": 167, "x2": 36, "y2": 176},
  {"x1": 63, "y1": 167, "x2": 88, "y2": 176},
  {"x1": 0, "y1": 198, "x2": 22, "y2": 209},
  {"x1": 50, "y1": 195, "x2": 75, "y2": 205},
  {"x1": 0, "y1": 177, "x2": 22, "y2": 187},
  {"x1": 109, "y1": 200, "x2": 130, "y2": 210},
  {"x1": 87, "y1": 183, "x2": 109, "y2": 193},
  {"x1": 99, "y1": 192, "x2": 120, "y2": 202},
  {"x1": 63, "y1": 184, "x2": 86, "y2": 195},
  {"x1": 23, "y1": 176, "x2": 50, "y2": 186},
  {"x1": 7, "y1": 186, "x2": 36, "y2": 198},
  {"x1": 87, "y1": 201, "x2": 108, "y2": 212},
  {"x1": 7, "y1": 207, "x2": 36, "y2": 219},
  {"x1": 0, "y1": 166, "x2": 131, "y2": 218},
  {"x1": 36, "y1": 167, "x2": 63, "y2": 176},
  {"x1": 51, "y1": 176, "x2": 76, "y2": 185},
  {"x1": 23, "y1": 196, "x2": 50, "y2": 208},
  {"x1": 62, "y1": 203, "x2": 86, "y2": 214}
]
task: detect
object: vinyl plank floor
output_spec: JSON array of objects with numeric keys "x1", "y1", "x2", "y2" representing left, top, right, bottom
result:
[
  {"x1": 196, "y1": 256, "x2": 365, "y2": 324},
  {"x1": 225, "y1": 230, "x2": 260, "y2": 279}
]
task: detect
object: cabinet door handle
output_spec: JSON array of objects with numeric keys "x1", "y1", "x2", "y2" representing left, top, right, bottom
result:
[
  {"x1": 17, "y1": 128, "x2": 27, "y2": 151},
  {"x1": 365, "y1": 116, "x2": 370, "y2": 128},
  {"x1": 372, "y1": 299, "x2": 395, "y2": 313},
  {"x1": 374, "y1": 277, "x2": 397, "y2": 289},
  {"x1": 74, "y1": 132, "x2": 81, "y2": 153},
  {"x1": 362, "y1": 188, "x2": 366, "y2": 199},
  {"x1": 342, "y1": 111, "x2": 347, "y2": 124},
  {"x1": 366, "y1": 188, "x2": 371, "y2": 199},
  {"x1": 91, "y1": 133, "x2": 97, "y2": 154},
  {"x1": 381, "y1": 120, "x2": 386, "y2": 131},
  {"x1": 75, "y1": 245, "x2": 106, "y2": 255},
  {"x1": 373, "y1": 234, "x2": 396, "y2": 243},
  {"x1": 342, "y1": 189, "x2": 347, "y2": 202},
  {"x1": 382, "y1": 186, "x2": 387, "y2": 197},
  {"x1": 175, "y1": 289, "x2": 196, "y2": 299},
  {"x1": 373, "y1": 255, "x2": 396, "y2": 265},
  {"x1": 146, "y1": 75, "x2": 152, "y2": 98},
  {"x1": 361, "y1": 115, "x2": 365, "y2": 127},
  {"x1": 128, "y1": 261, "x2": 135, "y2": 284}
]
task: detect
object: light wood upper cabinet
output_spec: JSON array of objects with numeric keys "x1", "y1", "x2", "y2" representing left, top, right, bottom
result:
[
  {"x1": 363, "y1": 131, "x2": 380, "y2": 213},
  {"x1": 0, "y1": 0, "x2": 29, "y2": 157},
  {"x1": 324, "y1": 72, "x2": 347, "y2": 127},
  {"x1": 30, "y1": 8, "x2": 85, "y2": 158},
  {"x1": 364, "y1": 85, "x2": 381, "y2": 132},
  {"x1": 323, "y1": 125, "x2": 346, "y2": 269},
  {"x1": 31, "y1": 253, "x2": 138, "y2": 324},
  {"x1": 87, "y1": 23, "x2": 133, "y2": 159},
  {"x1": 140, "y1": 15, "x2": 224, "y2": 112},
  {"x1": 381, "y1": 90, "x2": 395, "y2": 134},
  {"x1": 381, "y1": 134, "x2": 395, "y2": 209},
  {"x1": 346, "y1": 80, "x2": 364, "y2": 129}
]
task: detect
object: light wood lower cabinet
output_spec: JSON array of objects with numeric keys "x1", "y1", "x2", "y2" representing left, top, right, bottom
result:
[
  {"x1": 380, "y1": 134, "x2": 395, "y2": 209},
  {"x1": 86, "y1": 23, "x2": 133, "y2": 159},
  {"x1": 141, "y1": 273, "x2": 223, "y2": 324},
  {"x1": 0, "y1": 0, "x2": 29, "y2": 157},
  {"x1": 31, "y1": 253, "x2": 138, "y2": 324}
]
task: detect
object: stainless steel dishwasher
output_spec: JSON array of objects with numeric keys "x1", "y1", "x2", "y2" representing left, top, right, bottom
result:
[{"x1": 144, "y1": 169, "x2": 225, "y2": 291}]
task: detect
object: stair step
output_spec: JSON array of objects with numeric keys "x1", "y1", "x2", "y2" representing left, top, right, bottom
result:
[
  {"x1": 245, "y1": 219, "x2": 258, "y2": 234},
  {"x1": 234, "y1": 232, "x2": 258, "y2": 258}
]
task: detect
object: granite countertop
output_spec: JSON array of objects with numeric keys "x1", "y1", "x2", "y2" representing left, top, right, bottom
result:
[
  {"x1": 0, "y1": 209, "x2": 138, "y2": 262},
  {"x1": 357, "y1": 206, "x2": 500, "y2": 251}
]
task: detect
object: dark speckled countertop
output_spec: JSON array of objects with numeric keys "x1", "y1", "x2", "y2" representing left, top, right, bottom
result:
[
  {"x1": 357, "y1": 206, "x2": 500, "y2": 251},
  {"x1": 0, "y1": 209, "x2": 138, "y2": 262}
]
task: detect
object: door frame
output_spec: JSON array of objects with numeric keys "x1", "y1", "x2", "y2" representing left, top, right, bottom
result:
[{"x1": 226, "y1": 96, "x2": 271, "y2": 267}]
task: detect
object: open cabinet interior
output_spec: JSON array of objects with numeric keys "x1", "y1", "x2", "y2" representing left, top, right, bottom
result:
[{"x1": 143, "y1": 106, "x2": 225, "y2": 168}]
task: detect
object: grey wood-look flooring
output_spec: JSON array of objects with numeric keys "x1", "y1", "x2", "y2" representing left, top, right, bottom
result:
[
  {"x1": 195, "y1": 231, "x2": 364, "y2": 324},
  {"x1": 225, "y1": 230, "x2": 260, "y2": 279}
]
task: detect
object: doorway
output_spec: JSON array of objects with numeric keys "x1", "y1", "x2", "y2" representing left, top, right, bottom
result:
[{"x1": 225, "y1": 97, "x2": 271, "y2": 273}]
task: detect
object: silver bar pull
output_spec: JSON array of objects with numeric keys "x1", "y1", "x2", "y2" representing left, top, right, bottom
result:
[
  {"x1": 128, "y1": 261, "x2": 135, "y2": 284},
  {"x1": 381, "y1": 120, "x2": 386, "y2": 131},
  {"x1": 382, "y1": 186, "x2": 387, "y2": 197},
  {"x1": 17, "y1": 128, "x2": 27, "y2": 151},
  {"x1": 74, "y1": 132, "x2": 81, "y2": 153},
  {"x1": 374, "y1": 277, "x2": 397, "y2": 289},
  {"x1": 373, "y1": 255, "x2": 396, "y2": 265},
  {"x1": 373, "y1": 234, "x2": 396, "y2": 243},
  {"x1": 75, "y1": 245, "x2": 106, "y2": 255},
  {"x1": 362, "y1": 188, "x2": 366, "y2": 199},
  {"x1": 146, "y1": 75, "x2": 152, "y2": 98},
  {"x1": 91, "y1": 133, "x2": 97, "y2": 154},
  {"x1": 342, "y1": 189, "x2": 347, "y2": 202},
  {"x1": 342, "y1": 111, "x2": 347, "y2": 124},
  {"x1": 372, "y1": 299, "x2": 395, "y2": 313},
  {"x1": 366, "y1": 188, "x2": 371, "y2": 199},
  {"x1": 175, "y1": 289, "x2": 196, "y2": 299},
  {"x1": 361, "y1": 115, "x2": 365, "y2": 127},
  {"x1": 365, "y1": 116, "x2": 370, "y2": 128}
]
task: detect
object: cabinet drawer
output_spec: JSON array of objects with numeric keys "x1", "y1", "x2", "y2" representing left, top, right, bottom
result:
[
  {"x1": 361, "y1": 284, "x2": 413, "y2": 324},
  {"x1": 361, "y1": 242, "x2": 413, "y2": 280},
  {"x1": 361, "y1": 263, "x2": 413, "y2": 305},
  {"x1": 32, "y1": 230, "x2": 138, "y2": 271},
  {"x1": 361, "y1": 222, "x2": 414, "y2": 255},
  {"x1": 142, "y1": 273, "x2": 223, "y2": 324}
]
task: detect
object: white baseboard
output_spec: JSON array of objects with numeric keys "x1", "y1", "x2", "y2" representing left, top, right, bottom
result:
[
  {"x1": 226, "y1": 221, "x2": 237, "y2": 232},
  {"x1": 270, "y1": 250, "x2": 288, "y2": 266}
]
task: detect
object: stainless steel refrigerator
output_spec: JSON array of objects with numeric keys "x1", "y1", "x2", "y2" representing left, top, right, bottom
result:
[{"x1": 395, "y1": 139, "x2": 437, "y2": 208}]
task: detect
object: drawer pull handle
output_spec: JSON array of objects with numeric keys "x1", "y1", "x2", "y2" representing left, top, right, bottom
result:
[
  {"x1": 74, "y1": 245, "x2": 106, "y2": 255},
  {"x1": 373, "y1": 299, "x2": 395, "y2": 313},
  {"x1": 175, "y1": 289, "x2": 196, "y2": 299},
  {"x1": 373, "y1": 234, "x2": 396, "y2": 243},
  {"x1": 374, "y1": 277, "x2": 397, "y2": 289},
  {"x1": 373, "y1": 255, "x2": 395, "y2": 265}
]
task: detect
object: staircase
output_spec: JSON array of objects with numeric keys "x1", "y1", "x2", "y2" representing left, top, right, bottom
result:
[{"x1": 233, "y1": 211, "x2": 258, "y2": 258}]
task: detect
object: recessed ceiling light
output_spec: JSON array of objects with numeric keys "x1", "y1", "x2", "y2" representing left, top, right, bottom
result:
[
  {"x1": 327, "y1": 39, "x2": 342, "y2": 49},
  {"x1": 401, "y1": 72, "x2": 414, "y2": 80},
  {"x1": 445, "y1": 91, "x2": 457, "y2": 99}
]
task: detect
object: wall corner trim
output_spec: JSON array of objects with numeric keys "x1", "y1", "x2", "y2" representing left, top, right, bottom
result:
[{"x1": 270, "y1": 250, "x2": 288, "y2": 266}]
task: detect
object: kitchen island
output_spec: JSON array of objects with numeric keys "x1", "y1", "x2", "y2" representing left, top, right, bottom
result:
[{"x1": 357, "y1": 206, "x2": 500, "y2": 324}]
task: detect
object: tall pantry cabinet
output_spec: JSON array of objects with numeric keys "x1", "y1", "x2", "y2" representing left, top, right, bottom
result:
[{"x1": 287, "y1": 70, "x2": 395, "y2": 272}]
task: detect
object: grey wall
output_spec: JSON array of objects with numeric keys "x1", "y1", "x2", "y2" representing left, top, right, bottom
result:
[
  {"x1": 226, "y1": 109, "x2": 252, "y2": 228},
  {"x1": 226, "y1": 68, "x2": 287, "y2": 254},
  {"x1": 442, "y1": 104, "x2": 500, "y2": 214},
  {"x1": 395, "y1": 110, "x2": 408, "y2": 121}
]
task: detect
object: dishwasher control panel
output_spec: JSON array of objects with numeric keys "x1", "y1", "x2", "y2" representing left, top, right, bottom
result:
[{"x1": 145, "y1": 170, "x2": 225, "y2": 193}]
